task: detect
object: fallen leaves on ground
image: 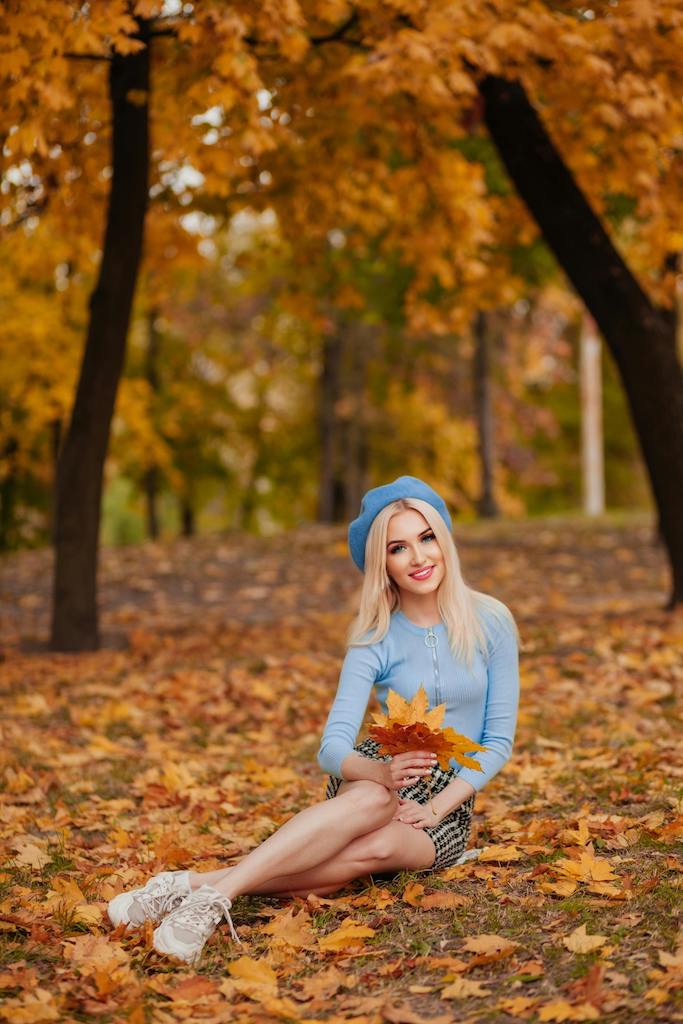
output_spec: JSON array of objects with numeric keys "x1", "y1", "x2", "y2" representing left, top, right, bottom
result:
[{"x1": 0, "y1": 518, "x2": 681, "y2": 1022}]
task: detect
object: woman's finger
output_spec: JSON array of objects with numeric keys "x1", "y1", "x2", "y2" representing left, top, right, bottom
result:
[{"x1": 397, "y1": 752, "x2": 436, "y2": 767}]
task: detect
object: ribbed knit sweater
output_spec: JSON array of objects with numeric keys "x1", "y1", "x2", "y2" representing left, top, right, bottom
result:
[{"x1": 317, "y1": 603, "x2": 520, "y2": 792}]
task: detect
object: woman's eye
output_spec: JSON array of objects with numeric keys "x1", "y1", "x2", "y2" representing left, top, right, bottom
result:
[{"x1": 389, "y1": 533, "x2": 435, "y2": 554}]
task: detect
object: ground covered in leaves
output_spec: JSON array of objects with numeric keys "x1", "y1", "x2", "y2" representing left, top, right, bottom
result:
[{"x1": 0, "y1": 513, "x2": 681, "y2": 1023}]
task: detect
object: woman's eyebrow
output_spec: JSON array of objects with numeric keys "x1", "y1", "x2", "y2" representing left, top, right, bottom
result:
[{"x1": 386, "y1": 528, "x2": 432, "y2": 547}]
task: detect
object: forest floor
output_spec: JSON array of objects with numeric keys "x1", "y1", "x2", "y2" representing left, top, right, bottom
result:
[{"x1": 0, "y1": 512, "x2": 681, "y2": 1024}]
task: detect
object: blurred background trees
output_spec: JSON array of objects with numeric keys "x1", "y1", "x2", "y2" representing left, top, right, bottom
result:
[{"x1": 1, "y1": 0, "x2": 680, "y2": 647}]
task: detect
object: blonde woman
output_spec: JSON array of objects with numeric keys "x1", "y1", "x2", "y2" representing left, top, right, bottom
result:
[{"x1": 108, "y1": 475, "x2": 520, "y2": 964}]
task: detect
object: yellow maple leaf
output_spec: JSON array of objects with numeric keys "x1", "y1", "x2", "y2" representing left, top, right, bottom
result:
[
  {"x1": 318, "y1": 918, "x2": 376, "y2": 952},
  {"x1": 228, "y1": 956, "x2": 278, "y2": 998},
  {"x1": 478, "y1": 844, "x2": 525, "y2": 863},
  {"x1": 374, "y1": 684, "x2": 444, "y2": 730},
  {"x1": 554, "y1": 849, "x2": 617, "y2": 884},
  {"x1": 538, "y1": 999, "x2": 600, "y2": 1021},
  {"x1": 562, "y1": 924, "x2": 608, "y2": 954},
  {"x1": 498, "y1": 996, "x2": 539, "y2": 1016},
  {"x1": 461, "y1": 933, "x2": 521, "y2": 954},
  {"x1": 402, "y1": 882, "x2": 425, "y2": 906},
  {"x1": 441, "y1": 976, "x2": 491, "y2": 998},
  {"x1": 262, "y1": 905, "x2": 317, "y2": 949},
  {"x1": 62, "y1": 935, "x2": 130, "y2": 975}
]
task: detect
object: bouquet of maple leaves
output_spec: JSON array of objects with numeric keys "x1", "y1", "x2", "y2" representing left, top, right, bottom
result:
[{"x1": 368, "y1": 685, "x2": 487, "y2": 813}]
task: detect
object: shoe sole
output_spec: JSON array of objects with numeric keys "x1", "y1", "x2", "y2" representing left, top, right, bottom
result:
[{"x1": 153, "y1": 929, "x2": 201, "y2": 965}]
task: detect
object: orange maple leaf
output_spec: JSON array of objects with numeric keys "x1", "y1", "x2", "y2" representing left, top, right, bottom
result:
[{"x1": 369, "y1": 685, "x2": 487, "y2": 772}]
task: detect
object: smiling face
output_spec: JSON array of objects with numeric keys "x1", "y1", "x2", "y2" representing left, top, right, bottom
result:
[{"x1": 385, "y1": 507, "x2": 445, "y2": 597}]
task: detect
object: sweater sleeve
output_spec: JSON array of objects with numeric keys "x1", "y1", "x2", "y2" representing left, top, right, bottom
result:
[
  {"x1": 456, "y1": 613, "x2": 520, "y2": 792},
  {"x1": 317, "y1": 640, "x2": 383, "y2": 779}
]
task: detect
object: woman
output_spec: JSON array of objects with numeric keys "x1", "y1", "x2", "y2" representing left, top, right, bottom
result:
[{"x1": 107, "y1": 475, "x2": 520, "y2": 964}]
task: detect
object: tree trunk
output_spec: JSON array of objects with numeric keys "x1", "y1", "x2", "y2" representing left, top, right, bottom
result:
[
  {"x1": 480, "y1": 75, "x2": 683, "y2": 608},
  {"x1": 0, "y1": 440, "x2": 17, "y2": 551},
  {"x1": 181, "y1": 496, "x2": 195, "y2": 537},
  {"x1": 50, "y1": 21, "x2": 150, "y2": 650},
  {"x1": 580, "y1": 314, "x2": 605, "y2": 516},
  {"x1": 345, "y1": 322, "x2": 372, "y2": 522},
  {"x1": 144, "y1": 308, "x2": 160, "y2": 540},
  {"x1": 144, "y1": 467, "x2": 159, "y2": 540},
  {"x1": 318, "y1": 329, "x2": 343, "y2": 522},
  {"x1": 473, "y1": 311, "x2": 500, "y2": 518}
]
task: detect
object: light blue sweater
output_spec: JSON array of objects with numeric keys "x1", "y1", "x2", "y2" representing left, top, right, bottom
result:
[{"x1": 317, "y1": 603, "x2": 520, "y2": 792}]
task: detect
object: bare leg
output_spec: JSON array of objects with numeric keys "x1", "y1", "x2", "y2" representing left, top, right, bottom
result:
[
  {"x1": 188, "y1": 782, "x2": 398, "y2": 901},
  {"x1": 190, "y1": 818, "x2": 436, "y2": 900}
]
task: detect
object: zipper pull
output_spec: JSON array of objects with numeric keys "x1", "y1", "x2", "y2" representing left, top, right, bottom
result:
[{"x1": 424, "y1": 628, "x2": 438, "y2": 648}]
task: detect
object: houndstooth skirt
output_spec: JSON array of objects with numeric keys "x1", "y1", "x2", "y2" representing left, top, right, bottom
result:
[{"x1": 324, "y1": 736, "x2": 476, "y2": 873}]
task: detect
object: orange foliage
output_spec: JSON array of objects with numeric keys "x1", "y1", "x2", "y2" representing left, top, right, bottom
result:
[{"x1": 369, "y1": 684, "x2": 487, "y2": 771}]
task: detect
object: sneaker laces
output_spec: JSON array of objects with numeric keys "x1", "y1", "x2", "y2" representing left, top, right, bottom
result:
[
  {"x1": 134, "y1": 874, "x2": 187, "y2": 920},
  {"x1": 167, "y1": 886, "x2": 242, "y2": 945}
]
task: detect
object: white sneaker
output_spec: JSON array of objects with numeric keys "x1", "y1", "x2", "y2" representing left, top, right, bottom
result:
[
  {"x1": 107, "y1": 870, "x2": 192, "y2": 930},
  {"x1": 153, "y1": 884, "x2": 241, "y2": 964}
]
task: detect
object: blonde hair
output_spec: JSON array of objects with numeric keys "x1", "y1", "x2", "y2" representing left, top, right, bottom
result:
[{"x1": 346, "y1": 497, "x2": 519, "y2": 668}]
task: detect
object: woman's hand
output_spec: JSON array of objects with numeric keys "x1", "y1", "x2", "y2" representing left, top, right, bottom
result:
[
  {"x1": 393, "y1": 797, "x2": 442, "y2": 828},
  {"x1": 381, "y1": 750, "x2": 437, "y2": 792}
]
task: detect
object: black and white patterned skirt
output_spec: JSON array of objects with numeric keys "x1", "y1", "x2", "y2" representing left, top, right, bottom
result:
[{"x1": 324, "y1": 736, "x2": 476, "y2": 873}]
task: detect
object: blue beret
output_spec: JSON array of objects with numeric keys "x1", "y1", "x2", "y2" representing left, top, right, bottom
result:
[{"x1": 348, "y1": 475, "x2": 452, "y2": 573}]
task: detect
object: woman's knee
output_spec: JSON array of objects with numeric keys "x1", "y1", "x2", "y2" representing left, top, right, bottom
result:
[
  {"x1": 343, "y1": 825, "x2": 435, "y2": 872},
  {"x1": 337, "y1": 780, "x2": 396, "y2": 819}
]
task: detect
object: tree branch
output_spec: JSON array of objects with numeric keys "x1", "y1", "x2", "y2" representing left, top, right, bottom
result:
[{"x1": 64, "y1": 51, "x2": 112, "y2": 62}]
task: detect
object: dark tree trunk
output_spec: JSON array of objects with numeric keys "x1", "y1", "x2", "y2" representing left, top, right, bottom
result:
[
  {"x1": 473, "y1": 311, "x2": 500, "y2": 518},
  {"x1": 345, "y1": 322, "x2": 372, "y2": 523},
  {"x1": 144, "y1": 467, "x2": 159, "y2": 540},
  {"x1": 0, "y1": 439, "x2": 18, "y2": 551},
  {"x1": 50, "y1": 22, "x2": 150, "y2": 650},
  {"x1": 144, "y1": 308, "x2": 160, "y2": 540},
  {"x1": 181, "y1": 497, "x2": 195, "y2": 537},
  {"x1": 318, "y1": 329, "x2": 343, "y2": 522},
  {"x1": 480, "y1": 75, "x2": 683, "y2": 608}
]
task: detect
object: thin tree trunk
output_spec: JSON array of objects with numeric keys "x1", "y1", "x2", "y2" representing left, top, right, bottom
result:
[
  {"x1": 0, "y1": 439, "x2": 17, "y2": 551},
  {"x1": 181, "y1": 496, "x2": 195, "y2": 537},
  {"x1": 50, "y1": 21, "x2": 150, "y2": 649},
  {"x1": 473, "y1": 311, "x2": 499, "y2": 518},
  {"x1": 481, "y1": 75, "x2": 683, "y2": 608},
  {"x1": 318, "y1": 329, "x2": 343, "y2": 522},
  {"x1": 580, "y1": 314, "x2": 605, "y2": 516},
  {"x1": 144, "y1": 307, "x2": 160, "y2": 540},
  {"x1": 345, "y1": 322, "x2": 372, "y2": 522},
  {"x1": 143, "y1": 467, "x2": 159, "y2": 540}
]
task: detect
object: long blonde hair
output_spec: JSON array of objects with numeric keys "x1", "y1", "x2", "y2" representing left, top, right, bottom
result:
[{"x1": 346, "y1": 497, "x2": 519, "y2": 668}]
